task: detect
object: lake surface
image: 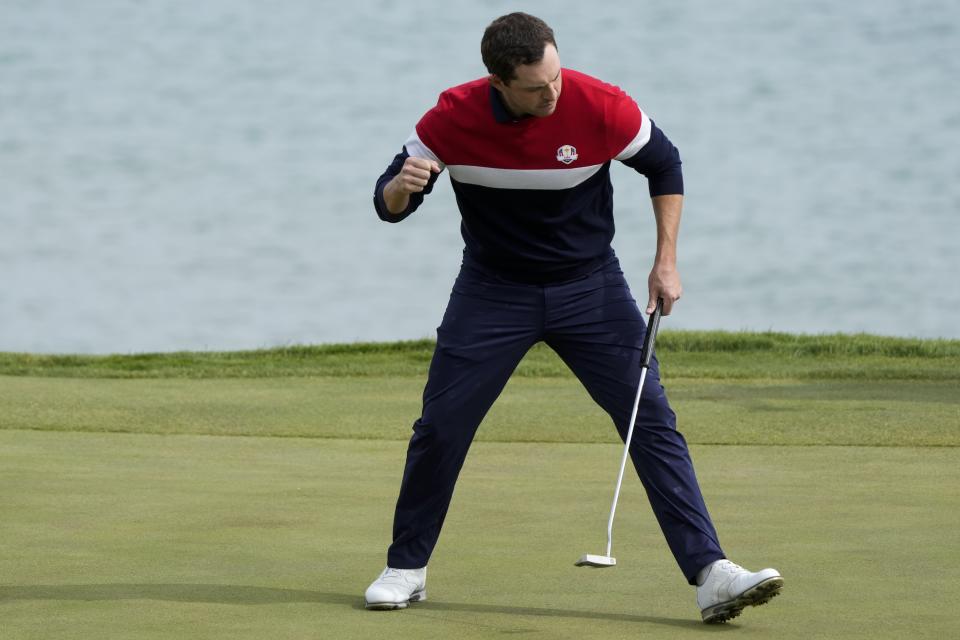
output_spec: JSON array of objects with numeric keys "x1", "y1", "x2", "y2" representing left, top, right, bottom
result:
[{"x1": 1, "y1": 0, "x2": 957, "y2": 353}]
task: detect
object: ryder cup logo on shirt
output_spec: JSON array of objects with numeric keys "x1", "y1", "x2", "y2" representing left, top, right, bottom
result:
[{"x1": 556, "y1": 144, "x2": 578, "y2": 164}]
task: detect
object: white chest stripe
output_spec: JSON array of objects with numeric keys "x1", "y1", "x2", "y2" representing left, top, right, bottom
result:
[
  {"x1": 446, "y1": 163, "x2": 605, "y2": 190},
  {"x1": 614, "y1": 109, "x2": 652, "y2": 161}
]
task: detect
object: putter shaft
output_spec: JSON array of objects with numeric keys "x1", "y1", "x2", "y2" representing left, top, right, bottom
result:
[{"x1": 604, "y1": 365, "x2": 649, "y2": 557}]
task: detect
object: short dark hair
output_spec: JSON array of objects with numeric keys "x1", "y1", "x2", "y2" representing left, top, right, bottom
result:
[{"x1": 481, "y1": 12, "x2": 557, "y2": 84}]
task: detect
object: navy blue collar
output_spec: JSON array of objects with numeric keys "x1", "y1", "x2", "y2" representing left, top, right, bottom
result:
[{"x1": 489, "y1": 85, "x2": 525, "y2": 123}]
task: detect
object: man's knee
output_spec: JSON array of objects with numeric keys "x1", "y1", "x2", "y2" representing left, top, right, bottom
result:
[{"x1": 410, "y1": 416, "x2": 473, "y2": 455}]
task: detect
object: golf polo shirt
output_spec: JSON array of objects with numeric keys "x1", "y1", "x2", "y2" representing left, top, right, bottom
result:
[{"x1": 374, "y1": 68, "x2": 684, "y2": 283}]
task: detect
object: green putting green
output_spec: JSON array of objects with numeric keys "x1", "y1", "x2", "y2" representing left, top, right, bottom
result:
[{"x1": 1, "y1": 430, "x2": 957, "y2": 638}]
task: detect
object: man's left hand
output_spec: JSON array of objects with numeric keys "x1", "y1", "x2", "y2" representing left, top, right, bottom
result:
[{"x1": 647, "y1": 263, "x2": 682, "y2": 315}]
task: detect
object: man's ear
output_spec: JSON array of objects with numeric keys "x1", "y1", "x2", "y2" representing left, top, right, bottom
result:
[{"x1": 488, "y1": 74, "x2": 507, "y2": 91}]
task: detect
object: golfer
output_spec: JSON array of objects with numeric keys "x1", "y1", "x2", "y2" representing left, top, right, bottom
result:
[{"x1": 365, "y1": 12, "x2": 783, "y2": 624}]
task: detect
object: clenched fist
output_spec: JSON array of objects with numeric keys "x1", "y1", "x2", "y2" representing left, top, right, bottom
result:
[
  {"x1": 394, "y1": 157, "x2": 442, "y2": 194},
  {"x1": 383, "y1": 157, "x2": 442, "y2": 214}
]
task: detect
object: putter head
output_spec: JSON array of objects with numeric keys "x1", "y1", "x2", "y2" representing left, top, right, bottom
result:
[{"x1": 575, "y1": 554, "x2": 617, "y2": 568}]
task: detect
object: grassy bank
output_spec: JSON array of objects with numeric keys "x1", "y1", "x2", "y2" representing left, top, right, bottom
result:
[
  {"x1": 2, "y1": 331, "x2": 960, "y2": 380},
  {"x1": 3, "y1": 332, "x2": 958, "y2": 446}
]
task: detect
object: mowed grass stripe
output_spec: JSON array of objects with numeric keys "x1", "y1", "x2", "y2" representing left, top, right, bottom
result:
[{"x1": 2, "y1": 376, "x2": 957, "y2": 447}]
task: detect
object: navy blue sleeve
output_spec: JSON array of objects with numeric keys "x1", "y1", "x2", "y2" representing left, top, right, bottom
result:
[
  {"x1": 373, "y1": 147, "x2": 441, "y2": 223},
  {"x1": 621, "y1": 121, "x2": 684, "y2": 197}
]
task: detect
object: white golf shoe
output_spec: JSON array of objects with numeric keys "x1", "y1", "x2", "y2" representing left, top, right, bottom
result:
[
  {"x1": 696, "y1": 559, "x2": 783, "y2": 623},
  {"x1": 364, "y1": 566, "x2": 427, "y2": 610}
]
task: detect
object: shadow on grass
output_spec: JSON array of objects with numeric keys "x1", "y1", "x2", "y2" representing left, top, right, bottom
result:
[
  {"x1": 0, "y1": 584, "x2": 723, "y2": 631},
  {"x1": 406, "y1": 600, "x2": 717, "y2": 630}
]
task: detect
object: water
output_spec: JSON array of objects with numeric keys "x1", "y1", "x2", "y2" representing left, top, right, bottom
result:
[{"x1": 1, "y1": 0, "x2": 958, "y2": 353}]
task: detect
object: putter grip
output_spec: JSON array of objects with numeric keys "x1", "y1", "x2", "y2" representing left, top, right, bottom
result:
[{"x1": 641, "y1": 298, "x2": 663, "y2": 368}]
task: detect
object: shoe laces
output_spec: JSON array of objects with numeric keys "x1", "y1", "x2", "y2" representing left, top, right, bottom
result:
[{"x1": 717, "y1": 560, "x2": 745, "y2": 574}]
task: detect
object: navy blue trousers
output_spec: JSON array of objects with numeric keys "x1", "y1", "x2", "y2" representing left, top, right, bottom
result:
[{"x1": 387, "y1": 255, "x2": 724, "y2": 584}]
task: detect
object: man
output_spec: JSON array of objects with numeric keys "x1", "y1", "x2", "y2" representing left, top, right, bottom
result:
[{"x1": 364, "y1": 12, "x2": 783, "y2": 624}]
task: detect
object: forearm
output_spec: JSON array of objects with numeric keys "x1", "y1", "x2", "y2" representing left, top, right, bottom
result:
[
  {"x1": 381, "y1": 178, "x2": 412, "y2": 215},
  {"x1": 373, "y1": 152, "x2": 413, "y2": 222},
  {"x1": 651, "y1": 194, "x2": 682, "y2": 267},
  {"x1": 645, "y1": 194, "x2": 683, "y2": 314},
  {"x1": 373, "y1": 149, "x2": 442, "y2": 222}
]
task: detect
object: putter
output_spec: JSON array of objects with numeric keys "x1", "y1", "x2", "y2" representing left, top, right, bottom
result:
[{"x1": 576, "y1": 297, "x2": 664, "y2": 568}]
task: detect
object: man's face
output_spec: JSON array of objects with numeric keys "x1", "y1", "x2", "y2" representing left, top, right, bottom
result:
[{"x1": 491, "y1": 44, "x2": 562, "y2": 118}]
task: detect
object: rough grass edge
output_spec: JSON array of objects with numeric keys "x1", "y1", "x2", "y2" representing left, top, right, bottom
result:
[{"x1": 1, "y1": 331, "x2": 959, "y2": 380}]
